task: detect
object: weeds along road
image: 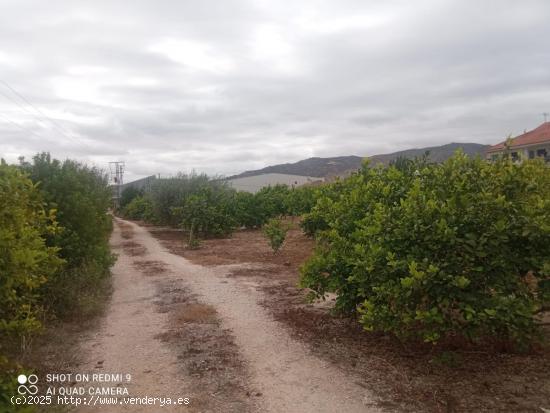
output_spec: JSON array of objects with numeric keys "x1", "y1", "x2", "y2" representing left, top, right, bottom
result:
[{"x1": 75, "y1": 217, "x2": 380, "y2": 412}]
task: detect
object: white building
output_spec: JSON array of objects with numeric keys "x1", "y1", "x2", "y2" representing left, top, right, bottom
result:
[{"x1": 226, "y1": 173, "x2": 324, "y2": 193}]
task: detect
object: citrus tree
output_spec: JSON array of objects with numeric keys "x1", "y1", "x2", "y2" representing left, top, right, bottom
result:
[
  {"x1": 0, "y1": 161, "x2": 62, "y2": 338},
  {"x1": 122, "y1": 195, "x2": 154, "y2": 221},
  {"x1": 263, "y1": 218, "x2": 290, "y2": 253},
  {"x1": 300, "y1": 153, "x2": 550, "y2": 345},
  {"x1": 21, "y1": 153, "x2": 114, "y2": 317},
  {"x1": 171, "y1": 184, "x2": 237, "y2": 237}
]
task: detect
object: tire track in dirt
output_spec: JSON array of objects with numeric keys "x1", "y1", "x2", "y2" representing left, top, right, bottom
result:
[
  {"x1": 119, "y1": 218, "x2": 381, "y2": 413},
  {"x1": 76, "y1": 221, "x2": 188, "y2": 412},
  {"x1": 76, "y1": 219, "x2": 255, "y2": 412}
]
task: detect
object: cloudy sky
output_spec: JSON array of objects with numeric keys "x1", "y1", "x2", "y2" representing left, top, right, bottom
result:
[{"x1": 1, "y1": 0, "x2": 549, "y2": 181}]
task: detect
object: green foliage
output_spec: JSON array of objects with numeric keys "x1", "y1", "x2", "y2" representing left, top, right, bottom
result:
[
  {"x1": 186, "y1": 221, "x2": 201, "y2": 250},
  {"x1": 122, "y1": 195, "x2": 154, "y2": 221},
  {"x1": 124, "y1": 174, "x2": 322, "y2": 243},
  {"x1": 0, "y1": 162, "x2": 61, "y2": 413},
  {"x1": 263, "y1": 218, "x2": 290, "y2": 253},
  {"x1": 232, "y1": 185, "x2": 318, "y2": 229},
  {"x1": 254, "y1": 184, "x2": 291, "y2": 218},
  {"x1": 20, "y1": 153, "x2": 114, "y2": 318},
  {"x1": 148, "y1": 173, "x2": 210, "y2": 226},
  {"x1": 300, "y1": 152, "x2": 550, "y2": 345},
  {"x1": 131, "y1": 173, "x2": 322, "y2": 235},
  {"x1": 0, "y1": 357, "x2": 34, "y2": 413},
  {"x1": 187, "y1": 237, "x2": 201, "y2": 250},
  {"x1": 0, "y1": 162, "x2": 62, "y2": 337},
  {"x1": 232, "y1": 191, "x2": 266, "y2": 228},
  {"x1": 119, "y1": 186, "x2": 143, "y2": 209},
  {"x1": 284, "y1": 185, "x2": 319, "y2": 216},
  {"x1": 22, "y1": 153, "x2": 112, "y2": 267},
  {"x1": 431, "y1": 351, "x2": 462, "y2": 368},
  {"x1": 300, "y1": 180, "x2": 347, "y2": 237},
  {"x1": 39, "y1": 259, "x2": 113, "y2": 319},
  {"x1": 171, "y1": 183, "x2": 236, "y2": 237},
  {"x1": 1, "y1": 154, "x2": 114, "y2": 413},
  {"x1": 388, "y1": 151, "x2": 430, "y2": 173}
]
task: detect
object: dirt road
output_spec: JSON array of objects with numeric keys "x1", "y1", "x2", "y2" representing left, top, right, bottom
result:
[{"x1": 75, "y1": 218, "x2": 379, "y2": 412}]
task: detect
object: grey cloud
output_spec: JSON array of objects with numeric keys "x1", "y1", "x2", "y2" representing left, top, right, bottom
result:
[{"x1": 1, "y1": 0, "x2": 549, "y2": 182}]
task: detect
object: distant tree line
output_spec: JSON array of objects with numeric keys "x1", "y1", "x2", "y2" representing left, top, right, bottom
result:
[{"x1": 119, "y1": 174, "x2": 319, "y2": 237}]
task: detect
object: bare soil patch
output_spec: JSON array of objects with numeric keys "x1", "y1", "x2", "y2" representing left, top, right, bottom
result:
[
  {"x1": 173, "y1": 303, "x2": 218, "y2": 324},
  {"x1": 121, "y1": 240, "x2": 147, "y2": 256},
  {"x1": 118, "y1": 220, "x2": 135, "y2": 239},
  {"x1": 133, "y1": 259, "x2": 167, "y2": 276},
  {"x1": 266, "y1": 288, "x2": 550, "y2": 412},
  {"x1": 145, "y1": 220, "x2": 314, "y2": 270},
  {"x1": 154, "y1": 279, "x2": 257, "y2": 413},
  {"x1": 147, "y1": 222, "x2": 550, "y2": 413}
]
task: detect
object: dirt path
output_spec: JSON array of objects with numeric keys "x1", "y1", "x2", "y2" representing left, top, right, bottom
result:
[
  {"x1": 76, "y1": 218, "x2": 380, "y2": 412},
  {"x1": 75, "y1": 221, "x2": 189, "y2": 412}
]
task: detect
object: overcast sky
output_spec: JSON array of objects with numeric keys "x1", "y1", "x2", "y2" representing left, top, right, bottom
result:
[{"x1": 1, "y1": 0, "x2": 549, "y2": 181}]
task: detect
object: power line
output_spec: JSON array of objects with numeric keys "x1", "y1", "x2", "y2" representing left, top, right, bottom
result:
[
  {"x1": 0, "y1": 79, "x2": 73, "y2": 138},
  {"x1": 0, "y1": 79, "x2": 86, "y2": 144},
  {"x1": 0, "y1": 111, "x2": 46, "y2": 141},
  {"x1": 0, "y1": 87, "x2": 50, "y2": 129}
]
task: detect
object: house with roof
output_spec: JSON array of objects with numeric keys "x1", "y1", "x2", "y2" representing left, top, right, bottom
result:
[{"x1": 486, "y1": 122, "x2": 550, "y2": 162}]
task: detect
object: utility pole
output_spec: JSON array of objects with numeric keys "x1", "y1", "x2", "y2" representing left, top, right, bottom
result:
[{"x1": 109, "y1": 161, "x2": 125, "y2": 209}]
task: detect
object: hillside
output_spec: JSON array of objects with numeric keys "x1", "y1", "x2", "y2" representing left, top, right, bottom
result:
[
  {"x1": 367, "y1": 142, "x2": 489, "y2": 166},
  {"x1": 228, "y1": 155, "x2": 364, "y2": 179},
  {"x1": 229, "y1": 142, "x2": 489, "y2": 179}
]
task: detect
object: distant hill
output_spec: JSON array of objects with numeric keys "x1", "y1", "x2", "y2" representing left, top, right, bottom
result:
[
  {"x1": 228, "y1": 155, "x2": 364, "y2": 179},
  {"x1": 229, "y1": 143, "x2": 489, "y2": 179},
  {"x1": 367, "y1": 142, "x2": 489, "y2": 167}
]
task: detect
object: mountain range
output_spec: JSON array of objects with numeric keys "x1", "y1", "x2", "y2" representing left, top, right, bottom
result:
[{"x1": 229, "y1": 142, "x2": 489, "y2": 179}]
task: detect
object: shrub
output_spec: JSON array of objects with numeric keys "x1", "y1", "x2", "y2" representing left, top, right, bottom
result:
[
  {"x1": 232, "y1": 191, "x2": 266, "y2": 228},
  {"x1": 1, "y1": 154, "x2": 113, "y2": 413},
  {"x1": 21, "y1": 153, "x2": 114, "y2": 318},
  {"x1": 0, "y1": 162, "x2": 62, "y2": 413},
  {"x1": 300, "y1": 152, "x2": 550, "y2": 345},
  {"x1": 119, "y1": 186, "x2": 143, "y2": 209},
  {"x1": 123, "y1": 172, "x2": 322, "y2": 234},
  {"x1": 122, "y1": 195, "x2": 154, "y2": 221},
  {"x1": 148, "y1": 173, "x2": 210, "y2": 226},
  {"x1": 232, "y1": 185, "x2": 317, "y2": 229},
  {"x1": 263, "y1": 218, "x2": 290, "y2": 253},
  {"x1": 171, "y1": 184, "x2": 236, "y2": 237},
  {"x1": 255, "y1": 185, "x2": 291, "y2": 218},
  {"x1": 186, "y1": 220, "x2": 201, "y2": 250},
  {"x1": 0, "y1": 162, "x2": 62, "y2": 338},
  {"x1": 284, "y1": 185, "x2": 319, "y2": 216},
  {"x1": 300, "y1": 179, "x2": 347, "y2": 237},
  {"x1": 0, "y1": 357, "x2": 33, "y2": 413}
]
